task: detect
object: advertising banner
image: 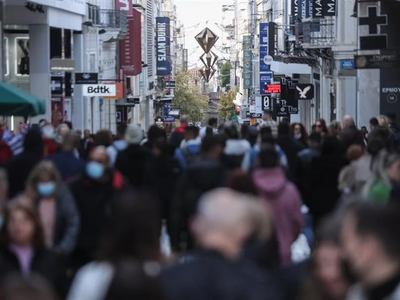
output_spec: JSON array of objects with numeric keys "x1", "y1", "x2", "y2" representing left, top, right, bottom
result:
[
  {"x1": 51, "y1": 97, "x2": 64, "y2": 127},
  {"x1": 83, "y1": 84, "x2": 117, "y2": 97},
  {"x1": 259, "y1": 23, "x2": 269, "y2": 47},
  {"x1": 243, "y1": 35, "x2": 253, "y2": 89},
  {"x1": 312, "y1": 0, "x2": 324, "y2": 18},
  {"x1": 156, "y1": 17, "x2": 171, "y2": 76},
  {"x1": 260, "y1": 72, "x2": 273, "y2": 95},
  {"x1": 75, "y1": 73, "x2": 98, "y2": 85},
  {"x1": 115, "y1": 0, "x2": 133, "y2": 17},
  {"x1": 259, "y1": 46, "x2": 270, "y2": 73},
  {"x1": 323, "y1": 0, "x2": 336, "y2": 16},
  {"x1": 120, "y1": 11, "x2": 142, "y2": 76}
]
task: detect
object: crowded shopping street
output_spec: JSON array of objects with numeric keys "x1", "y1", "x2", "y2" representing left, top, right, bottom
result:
[
  {"x1": 0, "y1": 114, "x2": 398, "y2": 300},
  {"x1": 1, "y1": 0, "x2": 400, "y2": 299}
]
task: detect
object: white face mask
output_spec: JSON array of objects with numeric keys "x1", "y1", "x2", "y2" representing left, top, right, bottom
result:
[{"x1": 294, "y1": 133, "x2": 302, "y2": 139}]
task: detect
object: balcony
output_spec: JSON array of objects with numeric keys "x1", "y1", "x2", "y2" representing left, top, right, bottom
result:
[
  {"x1": 87, "y1": 4, "x2": 127, "y2": 32},
  {"x1": 298, "y1": 19, "x2": 335, "y2": 48}
]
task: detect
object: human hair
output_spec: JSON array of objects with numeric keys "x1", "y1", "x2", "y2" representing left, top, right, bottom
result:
[
  {"x1": 99, "y1": 187, "x2": 161, "y2": 262},
  {"x1": 346, "y1": 144, "x2": 363, "y2": 162},
  {"x1": 208, "y1": 117, "x2": 218, "y2": 127},
  {"x1": 117, "y1": 124, "x2": 128, "y2": 138},
  {"x1": 147, "y1": 126, "x2": 166, "y2": 147},
  {"x1": 259, "y1": 144, "x2": 279, "y2": 168},
  {"x1": 223, "y1": 123, "x2": 239, "y2": 139},
  {"x1": 94, "y1": 130, "x2": 113, "y2": 147},
  {"x1": 184, "y1": 126, "x2": 199, "y2": 138},
  {"x1": 240, "y1": 124, "x2": 249, "y2": 140},
  {"x1": 56, "y1": 123, "x2": 69, "y2": 136},
  {"x1": 180, "y1": 115, "x2": 189, "y2": 124},
  {"x1": 0, "y1": 168, "x2": 8, "y2": 194},
  {"x1": 369, "y1": 117, "x2": 379, "y2": 127},
  {"x1": 378, "y1": 115, "x2": 393, "y2": 135},
  {"x1": 0, "y1": 274, "x2": 58, "y2": 300},
  {"x1": 315, "y1": 119, "x2": 329, "y2": 134},
  {"x1": 201, "y1": 134, "x2": 226, "y2": 155},
  {"x1": 26, "y1": 161, "x2": 60, "y2": 197},
  {"x1": 309, "y1": 132, "x2": 322, "y2": 145},
  {"x1": 328, "y1": 121, "x2": 341, "y2": 137},
  {"x1": 61, "y1": 132, "x2": 78, "y2": 152},
  {"x1": 23, "y1": 129, "x2": 44, "y2": 155},
  {"x1": 263, "y1": 109, "x2": 272, "y2": 116},
  {"x1": 104, "y1": 260, "x2": 164, "y2": 300},
  {"x1": 291, "y1": 123, "x2": 309, "y2": 144},
  {"x1": 346, "y1": 202, "x2": 400, "y2": 260},
  {"x1": 0, "y1": 198, "x2": 45, "y2": 249},
  {"x1": 227, "y1": 170, "x2": 258, "y2": 196}
]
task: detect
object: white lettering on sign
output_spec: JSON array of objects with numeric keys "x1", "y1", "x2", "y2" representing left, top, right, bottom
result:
[
  {"x1": 314, "y1": 0, "x2": 323, "y2": 17},
  {"x1": 83, "y1": 85, "x2": 117, "y2": 96},
  {"x1": 157, "y1": 23, "x2": 167, "y2": 62},
  {"x1": 118, "y1": 0, "x2": 130, "y2": 10},
  {"x1": 382, "y1": 87, "x2": 400, "y2": 93}
]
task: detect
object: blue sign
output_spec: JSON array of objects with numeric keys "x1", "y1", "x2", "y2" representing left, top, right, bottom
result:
[
  {"x1": 259, "y1": 23, "x2": 269, "y2": 47},
  {"x1": 163, "y1": 116, "x2": 175, "y2": 123},
  {"x1": 260, "y1": 71, "x2": 273, "y2": 95},
  {"x1": 340, "y1": 60, "x2": 355, "y2": 70},
  {"x1": 156, "y1": 17, "x2": 171, "y2": 76},
  {"x1": 259, "y1": 46, "x2": 270, "y2": 72}
]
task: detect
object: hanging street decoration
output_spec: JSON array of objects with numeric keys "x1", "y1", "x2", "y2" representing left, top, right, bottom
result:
[{"x1": 195, "y1": 27, "x2": 219, "y2": 82}]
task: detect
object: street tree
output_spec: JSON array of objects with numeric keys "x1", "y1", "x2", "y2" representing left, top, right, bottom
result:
[
  {"x1": 218, "y1": 89, "x2": 237, "y2": 121},
  {"x1": 220, "y1": 62, "x2": 231, "y2": 91},
  {"x1": 172, "y1": 71, "x2": 208, "y2": 122}
]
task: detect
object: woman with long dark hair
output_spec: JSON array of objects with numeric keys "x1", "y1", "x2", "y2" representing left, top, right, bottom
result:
[
  {"x1": 67, "y1": 187, "x2": 161, "y2": 300},
  {"x1": 291, "y1": 123, "x2": 309, "y2": 148},
  {"x1": 0, "y1": 198, "x2": 64, "y2": 295}
]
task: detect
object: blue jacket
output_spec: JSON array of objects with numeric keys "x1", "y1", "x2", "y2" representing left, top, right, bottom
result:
[
  {"x1": 47, "y1": 151, "x2": 86, "y2": 182},
  {"x1": 174, "y1": 139, "x2": 202, "y2": 169}
]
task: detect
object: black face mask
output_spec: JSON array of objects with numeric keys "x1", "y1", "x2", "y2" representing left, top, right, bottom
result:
[{"x1": 341, "y1": 258, "x2": 358, "y2": 285}]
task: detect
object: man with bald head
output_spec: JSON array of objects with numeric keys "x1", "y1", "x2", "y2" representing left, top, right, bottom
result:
[
  {"x1": 161, "y1": 188, "x2": 280, "y2": 300},
  {"x1": 69, "y1": 146, "x2": 124, "y2": 271},
  {"x1": 340, "y1": 115, "x2": 364, "y2": 155}
]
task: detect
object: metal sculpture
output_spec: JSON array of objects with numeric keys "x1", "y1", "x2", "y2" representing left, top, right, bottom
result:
[{"x1": 195, "y1": 27, "x2": 219, "y2": 82}]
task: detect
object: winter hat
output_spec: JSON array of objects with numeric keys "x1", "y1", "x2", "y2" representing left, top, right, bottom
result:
[{"x1": 125, "y1": 124, "x2": 143, "y2": 145}]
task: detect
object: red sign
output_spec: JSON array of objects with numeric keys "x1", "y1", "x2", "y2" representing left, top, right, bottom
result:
[
  {"x1": 115, "y1": 0, "x2": 133, "y2": 17},
  {"x1": 264, "y1": 84, "x2": 281, "y2": 94},
  {"x1": 120, "y1": 10, "x2": 142, "y2": 76}
]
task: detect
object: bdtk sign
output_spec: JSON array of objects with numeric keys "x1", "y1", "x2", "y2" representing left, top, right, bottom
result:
[{"x1": 83, "y1": 85, "x2": 117, "y2": 97}]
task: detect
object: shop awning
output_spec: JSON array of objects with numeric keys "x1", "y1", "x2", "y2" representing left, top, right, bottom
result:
[{"x1": 0, "y1": 81, "x2": 46, "y2": 117}]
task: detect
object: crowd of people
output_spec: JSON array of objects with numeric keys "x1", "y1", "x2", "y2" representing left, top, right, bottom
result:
[{"x1": 0, "y1": 111, "x2": 398, "y2": 300}]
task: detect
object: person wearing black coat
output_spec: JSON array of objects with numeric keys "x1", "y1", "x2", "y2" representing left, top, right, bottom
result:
[
  {"x1": 277, "y1": 122, "x2": 305, "y2": 180},
  {"x1": 115, "y1": 124, "x2": 153, "y2": 188},
  {"x1": 168, "y1": 135, "x2": 227, "y2": 252},
  {"x1": 0, "y1": 198, "x2": 64, "y2": 296},
  {"x1": 6, "y1": 129, "x2": 43, "y2": 199},
  {"x1": 339, "y1": 115, "x2": 364, "y2": 156},
  {"x1": 307, "y1": 136, "x2": 345, "y2": 230}
]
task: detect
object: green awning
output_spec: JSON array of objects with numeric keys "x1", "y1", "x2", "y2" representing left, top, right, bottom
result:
[{"x1": 0, "y1": 81, "x2": 46, "y2": 117}]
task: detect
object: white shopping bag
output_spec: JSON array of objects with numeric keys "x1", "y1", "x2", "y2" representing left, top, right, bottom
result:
[{"x1": 291, "y1": 233, "x2": 311, "y2": 263}]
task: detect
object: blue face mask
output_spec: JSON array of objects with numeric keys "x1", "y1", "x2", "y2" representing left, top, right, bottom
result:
[
  {"x1": 86, "y1": 161, "x2": 105, "y2": 180},
  {"x1": 37, "y1": 182, "x2": 56, "y2": 197}
]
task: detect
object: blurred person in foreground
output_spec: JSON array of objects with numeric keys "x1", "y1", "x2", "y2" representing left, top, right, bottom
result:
[
  {"x1": 25, "y1": 161, "x2": 79, "y2": 255},
  {"x1": 161, "y1": 188, "x2": 281, "y2": 300},
  {"x1": 169, "y1": 135, "x2": 227, "y2": 253},
  {"x1": 296, "y1": 217, "x2": 351, "y2": 300},
  {"x1": 0, "y1": 169, "x2": 8, "y2": 226},
  {"x1": 69, "y1": 146, "x2": 125, "y2": 271},
  {"x1": 1, "y1": 274, "x2": 58, "y2": 300},
  {"x1": 341, "y1": 202, "x2": 400, "y2": 299},
  {"x1": 0, "y1": 199, "x2": 64, "y2": 294},
  {"x1": 7, "y1": 129, "x2": 44, "y2": 199},
  {"x1": 253, "y1": 144, "x2": 303, "y2": 266},
  {"x1": 67, "y1": 187, "x2": 161, "y2": 300}
]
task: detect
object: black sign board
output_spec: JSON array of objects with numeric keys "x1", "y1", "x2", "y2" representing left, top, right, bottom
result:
[
  {"x1": 246, "y1": 111, "x2": 251, "y2": 118},
  {"x1": 165, "y1": 81, "x2": 176, "y2": 89},
  {"x1": 276, "y1": 100, "x2": 289, "y2": 117},
  {"x1": 50, "y1": 76, "x2": 63, "y2": 96},
  {"x1": 312, "y1": 0, "x2": 324, "y2": 18},
  {"x1": 250, "y1": 113, "x2": 262, "y2": 118},
  {"x1": 358, "y1": 6, "x2": 388, "y2": 50},
  {"x1": 323, "y1": 0, "x2": 336, "y2": 16},
  {"x1": 75, "y1": 73, "x2": 98, "y2": 85},
  {"x1": 116, "y1": 103, "x2": 135, "y2": 107},
  {"x1": 295, "y1": 83, "x2": 315, "y2": 100},
  {"x1": 127, "y1": 98, "x2": 140, "y2": 104},
  {"x1": 355, "y1": 55, "x2": 400, "y2": 69},
  {"x1": 262, "y1": 95, "x2": 272, "y2": 110}
]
